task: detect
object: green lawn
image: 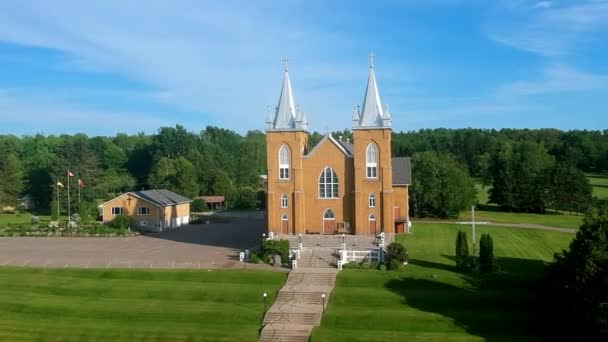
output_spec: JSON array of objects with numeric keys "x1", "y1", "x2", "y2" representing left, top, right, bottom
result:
[
  {"x1": 587, "y1": 172, "x2": 608, "y2": 199},
  {"x1": 311, "y1": 223, "x2": 573, "y2": 341},
  {"x1": 458, "y1": 209, "x2": 582, "y2": 229},
  {"x1": 469, "y1": 183, "x2": 581, "y2": 229},
  {"x1": 0, "y1": 268, "x2": 286, "y2": 341},
  {"x1": 0, "y1": 212, "x2": 52, "y2": 226}
]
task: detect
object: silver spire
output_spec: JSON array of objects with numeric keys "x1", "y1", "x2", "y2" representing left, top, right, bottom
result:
[
  {"x1": 354, "y1": 51, "x2": 389, "y2": 129},
  {"x1": 269, "y1": 60, "x2": 299, "y2": 131}
]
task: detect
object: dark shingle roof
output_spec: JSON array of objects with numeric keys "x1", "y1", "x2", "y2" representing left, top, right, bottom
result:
[
  {"x1": 392, "y1": 157, "x2": 411, "y2": 185},
  {"x1": 336, "y1": 140, "x2": 354, "y2": 156},
  {"x1": 131, "y1": 189, "x2": 192, "y2": 206}
]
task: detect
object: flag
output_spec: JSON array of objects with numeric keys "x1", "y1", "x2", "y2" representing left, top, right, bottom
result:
[
  {"x1": 78, "y1": 179, "x2": 85, "y2": 188},
  {"x1": 67, "y1": 170, "x2": 74, "y2": 177},
  {"x1": 57, "y1": 181, "x2": 64, "y2": 188}
]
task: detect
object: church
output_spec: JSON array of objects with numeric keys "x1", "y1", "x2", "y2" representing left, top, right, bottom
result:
[{"x1": 264, "y1": 56, "x2": 411, "y2": 236}]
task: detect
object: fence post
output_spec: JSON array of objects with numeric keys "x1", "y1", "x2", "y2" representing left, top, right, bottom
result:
[{"x1": 292, "y1": 259, "x2": 297, "y2": 269}]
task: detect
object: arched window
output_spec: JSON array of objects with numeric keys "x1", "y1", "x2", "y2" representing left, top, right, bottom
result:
[
  {"x1": 368, "y1": 193, "x2": 376, "y2": 208},
  {"x1": 366, "y1": 143, "x2": 378, "y2": 179},
  {"x1": 279, "y1": 145, "x2": 290, "y2": 180},
  {"x1": 319, "y1": 167, "x2": 339, "y2": 198},
  {"x1": 324, "y1": 209, "x2": 335, "y2": 219},
  {"x1": 281, "y1": 193, "x2": 288, "y2": 208}
]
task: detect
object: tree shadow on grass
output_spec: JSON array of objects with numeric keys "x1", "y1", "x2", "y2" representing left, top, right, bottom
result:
[
  {"x1": 386, "y1": 257, "x2": 548, "y2": 341},
  {"x1": 408, "y1": 258, "x2": 458, "y2": 272}
]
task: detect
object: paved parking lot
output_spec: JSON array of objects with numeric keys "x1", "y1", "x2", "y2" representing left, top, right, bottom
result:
[{"x1": 0, "y1": 216, "x2": 270, "y2": 270}]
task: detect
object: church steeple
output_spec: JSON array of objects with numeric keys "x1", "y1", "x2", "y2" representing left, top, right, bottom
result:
[
  {"x1": 353, "y1": 52, "x2": 391, "y2": 129},
  {"x1": 267, "y1": 58, "x2": 306, "y2": 131}
]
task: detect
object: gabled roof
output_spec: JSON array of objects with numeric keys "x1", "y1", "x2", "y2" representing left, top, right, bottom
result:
[
  {"x1": 305, "y1": 134, "x2": 353, "y2": 158},
  {"x1": 133, "y1": 189, "x2": 192, "y2": 206},
  {"x1": 98, "y1": 189, "x2": 192, "y2": 208},
  {"x1": 392, "y1": 157, "x2": 412, "y2": 185},
  {"x1": 197, "y1": 196, "x2": 225, "y2": 204}
]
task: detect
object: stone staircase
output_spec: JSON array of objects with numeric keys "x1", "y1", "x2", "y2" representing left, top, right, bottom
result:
[
  {"x1": 259, "y1": 250, "x2": 338, "y2": 342},
  {"x1": 296, "y1": 248, "x2": 336, "y2": 269}
]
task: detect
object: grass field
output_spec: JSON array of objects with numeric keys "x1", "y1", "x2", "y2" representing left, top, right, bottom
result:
[
  {"x1": 458, "y1": 209, "x2": 582, "y2": 229},
  {"x1": 311, "y1": 223, "x2": 573, "y2": 341},
  {"x1": 0, "y1": 212, "x2": 52, "y2": 225},
  {"x1": 469, "y1": 184, "x2": 582, "y2": 229},
  {"x1": 587, "y1": 172, "x2": 608, "y2": 199},
  {"x1": 0, "y1": 268, "x2": 286, "y2": 341}
]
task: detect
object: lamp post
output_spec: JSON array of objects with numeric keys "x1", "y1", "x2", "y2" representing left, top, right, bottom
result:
[
  {"x1": 263, "y1": 292, "x2": 268, "y2": 313},
  {"x1": 341, "y1": 233, "x2": 345, "y2": 244},
  {"x1": 321, "y1": 293, "x2": 326, "y2": 313},
  {"x1": 262, "y1": 233, "x2": 266, "y2": 245}
]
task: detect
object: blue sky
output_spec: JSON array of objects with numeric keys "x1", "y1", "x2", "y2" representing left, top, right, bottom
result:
[{"x1": 0, "y1": 0, "x2": 607, "y2": 136}]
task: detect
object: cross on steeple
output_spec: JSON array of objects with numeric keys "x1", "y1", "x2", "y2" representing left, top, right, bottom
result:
[
  {"x1": 281, "y1": 56, "x2": 289, "y2": 71},
  {"x1": 369, "y1": 51, "x2": 374, "y2": 68}
]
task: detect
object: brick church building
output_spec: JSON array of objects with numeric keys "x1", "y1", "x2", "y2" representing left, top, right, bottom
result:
[{"x1": 264, "y1": 57, "x2": 411, "y2": 236}]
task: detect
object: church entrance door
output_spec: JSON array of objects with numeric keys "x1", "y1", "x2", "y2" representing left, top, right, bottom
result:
[
  {"x1": 281, "y1": 214, "x2": 289, "y2": 235},
  {"x1": 369, "y1": 214, "x2": 377, "y2": 235},
  {"x1": 322, "y1": 209, "x2": 335, "y2": 234}
]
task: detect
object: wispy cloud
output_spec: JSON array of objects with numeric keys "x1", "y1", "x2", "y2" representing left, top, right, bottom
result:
[
  {"x1": 485, "y1": 0, "x2": 608, "y2": 56},
  {"x1": 0, "y1": 88, "x2": 171, "y2": 135},
  {"x1": 0, "y1": 1, "x2": 379, "y2": 133},
  {"x1": 496, "y1": 64, "x2": 608, "y2": 97},
  {"x1": 0, "y1": 1, "x2": 606, "y2": 134},
  {"x1": 534, "y1": 1, "x2": 553, "y2": 9}
]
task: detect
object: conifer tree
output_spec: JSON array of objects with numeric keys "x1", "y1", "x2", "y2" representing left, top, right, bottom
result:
[
  {"x1": 50, "y1": 198, "x2": 59, "y2": 221},
  {"x1": 479, "y1": 233, "x2": 494, "y2": 273},
  {"x1": 455, "y1": 230, "x2": 469, "y2": 270}
]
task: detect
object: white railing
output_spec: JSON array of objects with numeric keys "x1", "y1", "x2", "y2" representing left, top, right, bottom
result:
[{"x1": 340, "y1": 250, "x2": 381, "y2": 263}]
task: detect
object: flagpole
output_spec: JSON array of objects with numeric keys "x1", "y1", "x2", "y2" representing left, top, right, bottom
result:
[
  {"x1": 67, "y1": 171, "x2": 71, "y2": 221},
  {"x1": 56, "y1": 179, "x2": 60, "y2": 219},
  {"x1": 78, "y1": 179, "x2": 81, "y2": 206}
]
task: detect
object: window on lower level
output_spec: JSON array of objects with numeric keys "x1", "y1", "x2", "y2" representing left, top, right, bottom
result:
[{"x1": 369, "y1": 193, "x2": 376, "y2": 208}]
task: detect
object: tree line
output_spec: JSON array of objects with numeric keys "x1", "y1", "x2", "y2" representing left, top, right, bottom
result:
[
  {"x1": 0, "y1": 125, "x2": 266, "y2": 212},
  {"x1": 1, "y1": 127, "x2": 606, "y2": 216},
  {"x1": 397, "y1": 128, "x2": 604, "y2": 217}
]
